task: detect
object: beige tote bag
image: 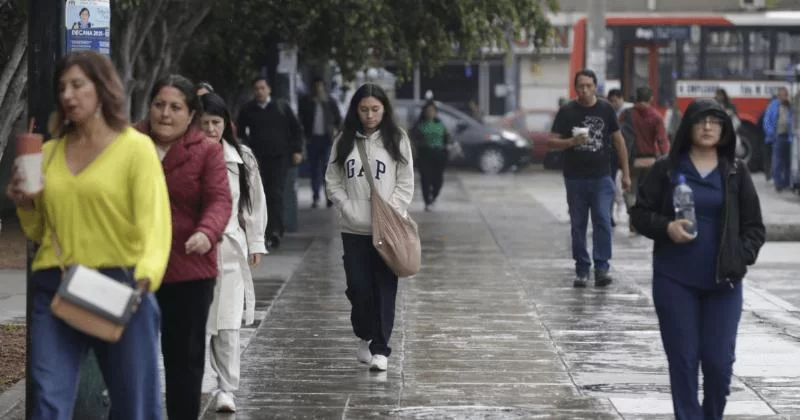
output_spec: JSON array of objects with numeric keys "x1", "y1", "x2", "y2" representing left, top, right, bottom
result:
[{"x1": 356, "y1": 139, "x2": 421, "y2": 277}]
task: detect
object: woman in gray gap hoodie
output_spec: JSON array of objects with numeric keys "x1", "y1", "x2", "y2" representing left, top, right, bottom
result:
[{"x1": 325, "y1": 83, "x2": 414, "y2": 372}]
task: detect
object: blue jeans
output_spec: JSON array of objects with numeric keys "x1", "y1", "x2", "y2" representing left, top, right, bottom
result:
[
  {"x1": 565, "y1": 176, "x2": 615, "y2": 275},
  {"x1": 30, "y1": 268, "x2": 162, "y2": 420},
  {"x1": 771, "y1": 135, "x2": 791, "y2": 190},
  {"x1": 653, "y1": 276, "x2": 743, "y2": 420}
]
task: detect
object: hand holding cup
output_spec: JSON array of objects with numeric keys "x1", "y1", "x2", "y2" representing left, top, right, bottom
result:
[
  {"x1": 7, "y1": 130, "x2": 44, "y2": 210},
  {"x1": 571, "y1": 127, "x2": 590, "y2": 146}
]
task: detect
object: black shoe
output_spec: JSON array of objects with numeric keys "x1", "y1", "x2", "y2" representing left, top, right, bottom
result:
[
  {"x1": 573, "y1": 275, "x2": 589, "y2": 288},
  {"x1": 594, "y1": 270, "x2": 613, "y2": 287},
  {"x1": 326, "y1": 199, "x2": 334, "y2": 208},
  {"x1": 311, "y1": 201, "x2": 319, "y2": 209},
  {"x1": 267, "y1": 234, "x2": 281, "y2": 250}
]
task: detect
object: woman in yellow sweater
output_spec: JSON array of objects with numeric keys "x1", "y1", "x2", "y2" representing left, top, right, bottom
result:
[{"x1": 6, "y1": 52, "x2": 171, "y2": 420}]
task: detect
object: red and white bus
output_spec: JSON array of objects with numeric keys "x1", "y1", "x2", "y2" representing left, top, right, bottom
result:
[{"x1": 568, "y1": 11, "x2": 800, "y2": 168}]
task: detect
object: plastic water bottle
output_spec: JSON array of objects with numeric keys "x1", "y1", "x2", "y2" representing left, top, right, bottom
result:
[{"x1": 673, "y1": 174, "x2": 697, "y2": 238}]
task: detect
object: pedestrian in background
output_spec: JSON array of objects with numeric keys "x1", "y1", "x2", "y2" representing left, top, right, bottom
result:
[
  {"x1": 237, "y1": 77, "x2": 304, "y2": 250},
  {"x1": 630, "y1": 99, "x2": 765, "y2": 420},
  {"x1": 622, "y1": 86, "x2": 670, "y2": 235},
  {"x1": 410, "y1": 100, "x2": 450, "y2": 211},
  {"x1": 608, "y1": 88, "x2": 634, "y2": 227},
  {"x1": 8, "y1": 51, "x2": 171, "y2": 420},
  {"x1": 549, "y1": 69, "x2": 631, "y2": 288},
  {"x1": 762, "y1": 86, "x2": 793, "y2": 192},
  {"x1": 325, "y1": 83, "x2": 414, "y2": 372},
  {"x1": 299, "y1": 76, "x2": 342, "y2": 209},
  {"x1": 136, "y1": 74, "x2": 232, "y2": 420},
  {"x1": 199, "y1": 92, "x2": 268, "y2": 413}
]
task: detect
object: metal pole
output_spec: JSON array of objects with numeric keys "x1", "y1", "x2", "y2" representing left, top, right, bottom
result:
[
  {"x1": 28, "y1": 1, "x2": 109, "y2": 418},
  {"x1": 504, "y1": 24, "x2": 517, "y2": 113},
  {"x1": 413, "y1": 64, "x2": 421, "y2": 102},
  {"x1": 792, "y1": 67, "x2": 800, "y2": 192},
  {"x1": 479, "y1": 59, "x2": 490, "y2": 117},
  {"x1": 26, "y1": 0, "x2": 63, "y2": 416},
  {"x1": 586, "y1": 0, "x2": 608, "y2": 95}
]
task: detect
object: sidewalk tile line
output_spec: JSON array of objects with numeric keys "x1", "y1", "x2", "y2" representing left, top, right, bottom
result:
[{"x1": 198, "y1": 238, "x2": 317, "y2": 416}]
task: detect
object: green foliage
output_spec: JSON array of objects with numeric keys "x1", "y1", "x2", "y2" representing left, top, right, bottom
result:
[
  {"x1": 182, "y1": 0, "x2": 558, "y2": 99},
  {"x1": 180, "y1": 1, "x2": 267, "y2": 105}
]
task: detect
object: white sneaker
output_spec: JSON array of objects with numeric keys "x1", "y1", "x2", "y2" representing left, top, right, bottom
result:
[
  {"x1": 215, "y1": 391, "x2": 236, "y2": 413},
  {"x1": 370, "y1": 355, "x2": 388, "y2": 371},
  {"x1": 357, "y1": 340, "x2": 372, "y2": 364}
]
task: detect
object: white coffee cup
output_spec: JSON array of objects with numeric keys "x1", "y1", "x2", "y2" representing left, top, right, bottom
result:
[
  {"x1": 572, "y1": 127, "x2": 590, "y2": 137},
  {"x1": 16, "y1": 133, "x2": 44, "y2": 195}
]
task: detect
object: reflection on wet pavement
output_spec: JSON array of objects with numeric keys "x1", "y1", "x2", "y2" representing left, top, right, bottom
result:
[{"x1": 201, "y1": 171, "x2": 800, "y2": 419}]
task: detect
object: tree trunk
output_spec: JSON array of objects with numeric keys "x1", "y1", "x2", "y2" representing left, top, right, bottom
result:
[
  {"x1": 113, "y1": 0, "x2": 166, "y2": 118},
  {"x1": 0, "y1": 22, "x2": 27, "y2": 109},
  {"x1": 0, "y1": 24, "x2": 28, "y2": 161},
  {"x1": 131, "y1": 19, "x2": 173, "y2": 121}
]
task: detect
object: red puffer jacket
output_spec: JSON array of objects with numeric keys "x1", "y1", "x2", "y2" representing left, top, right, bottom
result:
[{"x1": 135, "y1": 121, "x2": 232, "y2": 283}]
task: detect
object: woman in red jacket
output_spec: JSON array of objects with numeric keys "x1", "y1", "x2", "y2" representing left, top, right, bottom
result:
[{"x1": 136, "y1": 74, "x2": 232, "y2": 420}]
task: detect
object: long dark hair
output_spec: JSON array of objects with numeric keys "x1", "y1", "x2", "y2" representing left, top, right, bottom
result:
[
  {"x1": 200, "y1": 92, "x2": 253, "y2": 213},
  {"x1": 333, "y1": 83, "x2": 407, "y2": 167},
  {"x1": 416, "y1": 100, "x2": 440, "y2": 125}
]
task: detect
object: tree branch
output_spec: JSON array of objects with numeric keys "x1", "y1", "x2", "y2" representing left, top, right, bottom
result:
[
  {"x1": 0, "y1": 22, "x2": 27, "y2": 108},
  {"x1": 0, "y1": 53, "x2": 28, "y2": 162}
]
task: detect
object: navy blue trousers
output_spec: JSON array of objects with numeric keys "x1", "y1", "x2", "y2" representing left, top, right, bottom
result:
[
  {"x1": 342, "y1": 233, "x2": 398, "y2": 357},
  {"x1": 29, "y1": 268, "x2": 162, "y2": 420},
  {"x1": 653, "y1": 276, "x2": 743, "y2": 420},
  {"x1": 307, "y1": 135, "x2": 332, "y2": 203},
  {"x1": 771, "y1": 135, "x2": 792, "y2": 190}
]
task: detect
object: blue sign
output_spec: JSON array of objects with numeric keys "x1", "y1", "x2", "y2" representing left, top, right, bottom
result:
[
  {"x1": 620, "y1": 26, "x2": 691, "y2": 42},
  {"x1": 64, "y1": 0, "x2": 111, "y2": 56}
]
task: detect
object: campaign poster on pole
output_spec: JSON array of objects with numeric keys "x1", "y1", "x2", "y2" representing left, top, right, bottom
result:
[{"x1": 64, "y1": 0, "x2": 111, "y2": 56}]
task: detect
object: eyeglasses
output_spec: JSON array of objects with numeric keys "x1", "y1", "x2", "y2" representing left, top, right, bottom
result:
[{"x1": 694, "y1": 116, "x2": 723, "y2": 128}]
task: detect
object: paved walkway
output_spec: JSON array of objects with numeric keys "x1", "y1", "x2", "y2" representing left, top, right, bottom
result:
[
  {"x1": 198, "y1": 170, "x2": 800, "y2": 419},
  {"x1": 3, "y1": 169, "x2": 800, "y2": 419}
]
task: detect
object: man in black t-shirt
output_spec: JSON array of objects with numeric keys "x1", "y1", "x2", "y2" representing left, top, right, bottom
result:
[{"x1": 550, "y1": 69, "x2": 631, "y2": 288}]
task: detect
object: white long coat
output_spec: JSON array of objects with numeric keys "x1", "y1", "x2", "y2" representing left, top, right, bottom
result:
[{"x1": 207, "y1": 142, "x2": 268, "y2": 334}]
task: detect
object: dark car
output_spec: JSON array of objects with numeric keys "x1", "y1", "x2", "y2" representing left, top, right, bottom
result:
[{"x1": 394, "y1": 100, "x2": 531, "y2": 174}]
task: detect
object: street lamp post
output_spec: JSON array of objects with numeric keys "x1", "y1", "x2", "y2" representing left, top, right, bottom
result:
[
  {"x1": 27, "y1": 0, "x2": 109, "y2": 418},
  {"x1": 586, "y1": 0, "x2": 608, "y2": 95}
]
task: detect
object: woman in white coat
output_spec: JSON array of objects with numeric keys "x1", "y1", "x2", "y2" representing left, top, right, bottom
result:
[{"x1": 199, "y1": 93, "x2": 268, "y2": 412}]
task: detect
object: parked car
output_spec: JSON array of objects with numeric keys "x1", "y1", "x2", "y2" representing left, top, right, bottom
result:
[
  {"x1": 500, "y1": 108, "x2": 563, "y2": 170},
  {"x1": 394, "y1": 100, "x2": 531, "y2": 174}
]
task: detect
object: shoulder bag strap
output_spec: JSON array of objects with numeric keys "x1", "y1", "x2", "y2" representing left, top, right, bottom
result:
[
  {"x1": 39, "y1": 142, "x2": 67, "y2": 274},
  {"x1": 355, "y1": 139, "x2": 377, "y2": 192}
]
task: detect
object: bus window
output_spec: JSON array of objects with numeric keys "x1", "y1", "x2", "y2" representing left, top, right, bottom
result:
[
  {"x1": 659, "y1": 42, "x2": 679, "y2": 105},
  {"x1": 606, "y1": 28, "x2": 620, "y2": 80},
  {"x1": 682, "y1": 40, "x2": 701, "y2": 79},
  {"x1": 704, "y1": 28, "x2": 745, "y2": 80},
  {"x1": 631, "y1": 47, "x2": 650, "y2": 96},
  {"x1": 748, "y1": 30, "x2": 772, "y2": 79},
  {"x1": 775, "y1": 29, "x2": 800, "y2": 76}
]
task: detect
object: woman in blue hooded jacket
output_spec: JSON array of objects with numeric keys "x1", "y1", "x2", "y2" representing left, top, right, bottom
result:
[{"x1": 630, "y1": 99, "x2": 765, "y2": 420}]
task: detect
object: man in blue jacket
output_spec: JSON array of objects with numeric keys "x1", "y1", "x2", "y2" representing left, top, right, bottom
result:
[{"x1": 762, "y1": 87, "x2": 793, "y2": 192}]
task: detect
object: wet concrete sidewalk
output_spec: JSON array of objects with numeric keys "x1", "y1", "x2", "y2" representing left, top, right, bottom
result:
[{"x1": 200, "y1": 171, "x2": 800, "y2": 419}]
